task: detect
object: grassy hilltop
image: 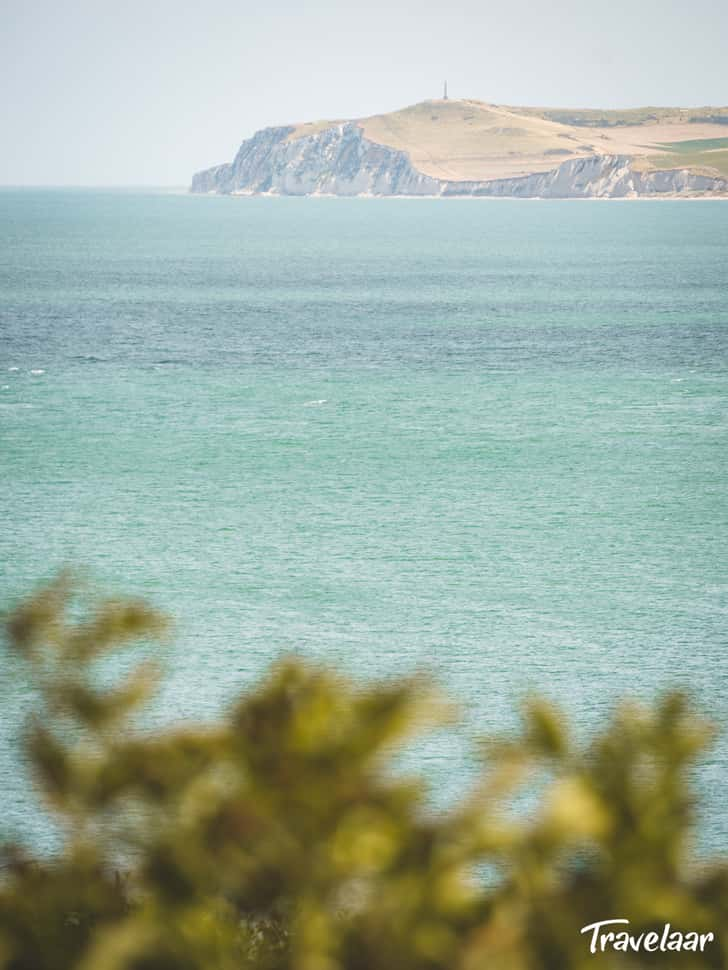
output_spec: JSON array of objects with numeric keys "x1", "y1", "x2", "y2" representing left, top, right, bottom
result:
[{"x1": 286, "y1": 99, "x2": 728, "y2": 182}]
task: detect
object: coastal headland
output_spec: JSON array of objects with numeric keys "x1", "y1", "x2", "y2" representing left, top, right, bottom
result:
[{"x1": 191, "y1": 98, "x2": 728, "y2": 199}]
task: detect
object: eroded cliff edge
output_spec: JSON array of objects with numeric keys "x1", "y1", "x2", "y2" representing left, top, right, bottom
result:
[
  {"x1": 191, "y1": 123, "x2": 728, "y2": 199},
  {"x1": 191, "y1": 124, "x2": 440, "y2": 196}
]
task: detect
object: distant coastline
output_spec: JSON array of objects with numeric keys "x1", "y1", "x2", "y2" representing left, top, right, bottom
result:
[{"x1": 191, "y1": 99, "x2": 728, "y2": 200}]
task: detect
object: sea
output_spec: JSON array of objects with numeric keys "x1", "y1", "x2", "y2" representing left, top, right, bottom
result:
[{"x1": 1, "y1": 188, "x2": 727, "y2": 854}]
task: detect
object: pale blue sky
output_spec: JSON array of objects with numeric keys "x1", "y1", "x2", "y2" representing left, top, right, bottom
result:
[{"x1": 2, "y1": 0, "x2": 726, "y2": 185}]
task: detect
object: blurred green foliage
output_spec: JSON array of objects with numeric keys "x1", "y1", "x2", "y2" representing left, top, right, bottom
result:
[{"x1": 2, "y1": 575, "x2": 728, "y2": 969}]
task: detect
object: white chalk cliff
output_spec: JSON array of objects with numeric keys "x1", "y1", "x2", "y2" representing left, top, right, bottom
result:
[{"x1": 191, "y1": 122, "x2": 728, "y2": 199}]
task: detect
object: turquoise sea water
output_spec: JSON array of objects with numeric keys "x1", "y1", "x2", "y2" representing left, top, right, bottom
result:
[{"x1": 1, "y1": 189, "x2": 727, "y2": 852}]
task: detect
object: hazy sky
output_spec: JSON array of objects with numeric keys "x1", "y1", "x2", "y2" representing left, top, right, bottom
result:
[{"x1": 2, "y1": 0, "x2": 726, "y2": 185}]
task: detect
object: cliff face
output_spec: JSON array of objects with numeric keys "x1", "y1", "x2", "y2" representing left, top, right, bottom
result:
[
  {"x1": 441, "y1": 155, "x2": 727, "y2": 198},
  {"x1": 191, "y1": 124, "x2": 728, "y2": 199},
  {"x1": 191, "y1": 123, "x2": 440, "y2": 197}
]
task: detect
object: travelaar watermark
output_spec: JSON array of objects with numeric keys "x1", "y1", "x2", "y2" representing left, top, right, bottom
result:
[{"x1": 581, "y1": 919, "x2": 714, "y2": 955}]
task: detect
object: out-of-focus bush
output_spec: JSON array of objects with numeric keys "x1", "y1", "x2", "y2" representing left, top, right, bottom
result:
[{"x1": 1, "y1": 575, "x2": 727, "y2": 969}]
